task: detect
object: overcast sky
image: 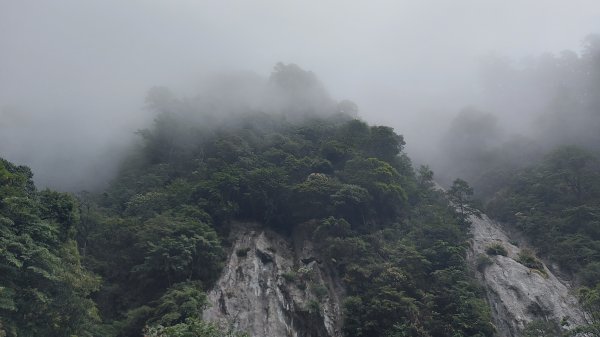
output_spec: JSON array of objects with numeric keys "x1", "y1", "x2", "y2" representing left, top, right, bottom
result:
[{"x1": 1, "y1": 0, "x2": 600, "y2": 190}]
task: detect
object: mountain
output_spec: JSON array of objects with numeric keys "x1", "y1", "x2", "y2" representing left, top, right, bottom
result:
[{"x1": 1, "y1": 64, "x2": 599, "y2": 337}]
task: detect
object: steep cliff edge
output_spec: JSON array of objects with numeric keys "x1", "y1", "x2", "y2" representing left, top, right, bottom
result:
[
  {"x1": 203, "y1": 224, "x2": 344, "y2": 337},
  {"x1": 202, "y1": 206, "x2": 587, "y2": 337},
  {"x1": 467, "y1": 213, "x2": 586, "y2": 336}
]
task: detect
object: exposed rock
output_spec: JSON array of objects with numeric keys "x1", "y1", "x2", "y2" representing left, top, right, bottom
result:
[
  {"x1": 203, "y1": 223, "x2": 344, "y2": 337},
  {"x1": 301, "y1": 257, "x2": 321, "y2": 265},
  {"x1": 256, "y1": 248, "x2": 274, "y2": 264},
  {"x1": 467, "y1": 213, "x2": 586, "y2": 336}
]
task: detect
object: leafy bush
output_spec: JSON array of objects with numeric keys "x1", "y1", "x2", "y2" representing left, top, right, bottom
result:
[
  {"x1": 306, "y1": 300, "x2": 321, "y2": 315},
  {"x1": 281, "y1": 271, "x2": 297, "y2": 283},
  {"x1": 476, "y1": 254, "x2": 493, "y2": 272},
  {"x1": 485, "y1": 146, "x2": 600, "y2": 276},
  {"x1": 517, "y1": 250, "x2": 545, "y2": 274},
  {"x1": 522, "y1": 320, "x2": 561, "y2": 337},
  {"x1": 297, "y1": 266, "x2": 314, "y2": 282},
  {"x1": 0, "y1": 159, "x2": 101, "y2": 337},
  {"x1": 486, "y1": 243, "x2": 508, "y2": 256},
  {"x1": 312, "y1": 283, "x2": 329, "y2": 299},
  {"x1": 145, "y1": 318, "x2": 249, "y2": 337}
]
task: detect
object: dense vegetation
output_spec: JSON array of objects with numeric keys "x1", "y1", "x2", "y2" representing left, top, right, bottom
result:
[
  {"x1": 0, "y1": 159, "x2": 99, "y2": 336},
  {"x1": 485, "y1": 145, "x2": 600, "y2": 335},
  {"x1": 1, "y1": 64, "x2": 494, "y2": 336},
  {"x1": 89, "y1": 110, "x2": 493, "y2": 336},
  {"x1": 435, "y1": 35, "x2": 600, "y2": 198},
  {"x1": 426, "y1": 36, "x2": 600, "y2": 334},
  {"x1": 3, "y1": 59, "x2": 600, "y2": 337},
  {"x1": 487, "y1": 146, "x2": 600, "y2": 279}
]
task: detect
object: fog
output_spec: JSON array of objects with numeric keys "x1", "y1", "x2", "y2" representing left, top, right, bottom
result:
[{"x1": 1, "y1": 0, "x2": 600, "y2": 191}]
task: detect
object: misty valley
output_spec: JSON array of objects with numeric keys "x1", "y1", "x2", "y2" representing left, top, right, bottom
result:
[{"x1": 2, "y1": 3, "x2": 600, "y2": 337}]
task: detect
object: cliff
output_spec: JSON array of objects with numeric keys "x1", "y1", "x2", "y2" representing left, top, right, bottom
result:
[
  {"x1": 467, "y1": 213, "x2": 586, "y2": 336},
  {"x1": 203, "y1": 224, "x2": 344, "y2": 337}
]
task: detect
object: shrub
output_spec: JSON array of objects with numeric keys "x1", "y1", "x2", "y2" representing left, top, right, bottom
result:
[
  {"x1": 145, "y1": 318, "x2": 249, "y2": 337},
  {"x1": 297, "y1": 266, "x2": 314, "y2": 282},
  {"x1": 476, "y1": 254, "x2": 493, "y2": 272},
  {"x1": 486, "y1": 243, "x2": 508, "y2": 256},
  {"x1": 306, "y1": 300, "x2": 321, "y2": 314},
  {"x1": 522, "y1": 319, "x2": 560, "y2": 337},
  {"x1": 517, "y1": 249, "x2": 545, "y2": 274},
  {"x1": 312, "y1": 283, "x2": 329, "y2": 299},
  {"x1": 281, "y1": 271, "x2": 297, "y2": 283}
]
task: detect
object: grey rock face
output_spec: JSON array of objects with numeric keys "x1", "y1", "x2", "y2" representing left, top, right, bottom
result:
[
  {"x1": 467, "y1": 214, "x2": 586, "y2": 336},
  {"x1": 203, "y1": 224, "x2": 344, "y2": 337}
]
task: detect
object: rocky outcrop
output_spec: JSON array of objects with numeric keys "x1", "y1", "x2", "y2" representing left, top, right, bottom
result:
[
  {"x1": 467, "y1": 213, "x2": 586, "y2": 336},
  {"x1": 203, "y1": 223, "x2": 344, "y2": 337}
]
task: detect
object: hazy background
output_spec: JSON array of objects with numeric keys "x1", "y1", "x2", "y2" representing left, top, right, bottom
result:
[{"x1": 2, "y1": 0, "x2": 600, "y2": 191}]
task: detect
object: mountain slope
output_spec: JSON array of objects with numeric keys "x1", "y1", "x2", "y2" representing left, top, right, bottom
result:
[{"x1": 467, "y1": 213, "x2": 585, "y2": 336}]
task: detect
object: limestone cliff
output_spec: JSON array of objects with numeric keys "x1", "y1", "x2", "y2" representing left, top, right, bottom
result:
[
  {"x1": 203, "y1": 224, "x2": 344, "y2": 337},
  {"x1": 467, "y1": 213, "x2": 586, "y2": 336},
  {"x1": 202, "y1": 206, "x2": 587, "y2": 337}
]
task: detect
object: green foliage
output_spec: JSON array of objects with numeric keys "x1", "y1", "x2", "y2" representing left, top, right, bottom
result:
[
  {"x1": 281, "y1": 271, "x2": 297, "y2": 283},
  {"x1": 575, "y1": 283, "x2": 600, "y2": 336},
  {"x1": 485, "y1": 243, "x2": 508, "y2": 256},
  {"x1": 522, "y1": 320, "x2": 561, "y2": 337},
  {"x1": 314, "y1": 197, "x2": 494, "y2": 337},
  {"x1": 145, "y1": 318, "x2": 249, "y2": 337},
  {"x1": 448, "y1": 178, "x2": 478, "y2": 221},
  {"x1": 311, "y1": 283, "x2": 329, "y2": 300},
  {"x1": 133, "y1": 216, "x2": 225, "y2": 288},
  {"x1": 1, "y1": 74, "x2": 497, "y2": 337},
  {"x1": 0, "y1": 158, "x2": 100, "y2": 337},
  {"x1": 484, "y1": 145, "x2": 600, "y2": 334},
  {"x1": 579, "y1": 262, "x2": 600, "y2": 287},
  {"x1": 306, "y1": 300, "x2": 321, "y2": 315},
  {"x1": 476, "y1": 254, "x2": 493, "y2": 272},
  {"x1": 517, "y1": 250, "x2": 546, "y2": 274},
  {"x1": 486, "y1": 145, "x2": 600, "y2": 277},
  {"x1": 340, "y1": 157, "x2": 407, "y2": 218},
  {"x1": 149, "y1": 281, "x2": 208, "y2": 326}
]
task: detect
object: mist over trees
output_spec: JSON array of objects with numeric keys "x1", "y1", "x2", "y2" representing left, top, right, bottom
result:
[
  {"x1": 431, "y1": 35, "x2": 600, "y2": 197},
  {"x1": 424, "y1": 36, "x2": 600, "y2": 334},
  {"x1": 1, "y1": 62, "x2": 498, "y2": 337},
  {"x1": 2, "y1": 2, "x2": 600, "y2": 335}
]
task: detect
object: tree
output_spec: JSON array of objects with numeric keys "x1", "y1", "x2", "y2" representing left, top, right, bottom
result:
[
  {"x1": 148, "y1": 281, "x2": 208, "y2": 326},
  {"x1": 576, "y1": 284, "x2": 600, "y2": 337},
  {"x1": 133, "y1": 216, "x2": 224, "y2": 288},
  {"x1": 292, "y1": 173, "x2": 340, "y2": 220},
  {"x1": 331, "y1": 184, "x2": 371, "y2": 225},
  {"x1": 145, "y1": 318, "x2": 249, "y2": 337},
  {"x1": 522, "y1": 320, "x2": 561, "y2": 337},
  {"x1": 448, "y1": 178, "x2": 476, "y2": 220},
  {"x1": 366, "y1": 126, "x2": 405, "y2": 162},
  {"x1": 0, "y1": 158, "x2": 100, "y2": 337},
  {"x1": 340, "y1": 158, "x2": 407, "y2": 219}
]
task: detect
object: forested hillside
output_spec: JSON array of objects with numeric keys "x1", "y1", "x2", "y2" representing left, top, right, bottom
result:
[
  {"x1": 0, "y1": 159, "x2": 99, "y2": 336},
  {"x1": 427, "y1": 37, "x2": 600, "y2": 335},
  {"x1": 434, "y1": 36, "x2": 600, "y2": 198},
  {"x1": 4, "y1": 2, "x2": 600, "y2": 336},
  {"x1": 485, "y1": 146, "x2": 600, "y2": 336},
  {"x1": 2, "y1": 64, "x2": 494, "y2": 337},
  {"x1": 3, "y1": 61, "x2": 600, "y2": 337}
]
